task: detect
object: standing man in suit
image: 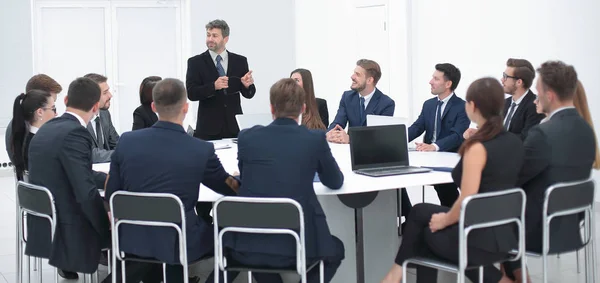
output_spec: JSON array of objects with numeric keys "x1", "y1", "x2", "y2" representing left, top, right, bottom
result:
[
  {"x1": 504, "y1": 61, "x2": 596, "y2": 283},
  {"x1": 464, "y1": 58, "x2": 545, "y2": 140},
  {"x1": 27, "y1": 77, "x2": 110, "y2": 278},
  {"x1": 327, "y1": 59, "x2": 395, "y2": 144},
  {"x1": 226, "y1": 78, "x2": 345, "y2": 283},
  {"x1": 5, "y1": 74, "x2": 62, "y2": 163},
  {"x1": 105, "y1": 78, "x2": 239, "y2": 283},
  {"x1": 407, "y1": 63, "x2": 470, "y2": 208},
  {"x1": 84, "y1": 73, "x2": 120, "y2": 163},
  {"x1": 186, "y1": 19, "x2": 256, "y2": 140}
]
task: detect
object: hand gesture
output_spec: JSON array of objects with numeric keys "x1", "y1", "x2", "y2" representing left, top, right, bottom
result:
[
  {"x1": 214, "y1": 76, "x2": 229, "y2": 90},
  {"x1": 415, "y1": 142, "x2": 436, "y2": 152},
  {"x1": 241, "y1": 70, "x2": 254, "y2": 88}
]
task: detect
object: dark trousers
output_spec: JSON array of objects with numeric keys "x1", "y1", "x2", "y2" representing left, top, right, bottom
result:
[
  {"x1": 195, "y1": 129, "x2": 238, "y2": 141},
  {"x1": 433, "y1": 183, "x2": 459, "y2": 207},
  {"x1": 225, "y1": 236, "x2": 345, "y2": 283},
  {"x1": 399, "y1": 188, "x2": 412, "y2": 217},
  {"x1": 395, "y1": 203, "x2": 507, "y2": 283}
]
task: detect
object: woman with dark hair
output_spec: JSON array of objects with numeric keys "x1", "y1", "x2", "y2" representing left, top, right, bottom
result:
[
  {"x1": 132, "y1": 76, "x2": 162, "y2": 130},
  {"x1": 291, "y1": 69, "x2": 328, "y2": 129},
  {"x1": 381, "y1": 78, "x2": 524, "y2": 283},
  {"x1": 11, "y1": 90, "x2": 56, "y2": 181}
]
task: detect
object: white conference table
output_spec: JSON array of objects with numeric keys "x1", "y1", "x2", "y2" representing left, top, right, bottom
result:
[{"x1": 94, "y1": 140, "x2": 460, "y2": 283}]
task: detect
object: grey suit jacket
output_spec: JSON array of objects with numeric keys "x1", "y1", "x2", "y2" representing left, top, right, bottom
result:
[{"x1": 87, "y1": 109, "x2": 119, "y2": 162}]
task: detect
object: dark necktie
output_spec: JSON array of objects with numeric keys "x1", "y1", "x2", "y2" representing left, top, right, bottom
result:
[
  {"x1": 359, "y1": 96, "x2": 366, "y2": 126},
  {"x1": 504, "y1": 102, "x2": 517, "y2": 130},
  {"x1": 95, "y1": 116, "x2": 105, "y2": 150},
  {"x1": 216, "y1": 55, "x2": 226, "y2": 77},
  {"x1": 433, "y1": 100, "x2": 444, "y2": 142}
]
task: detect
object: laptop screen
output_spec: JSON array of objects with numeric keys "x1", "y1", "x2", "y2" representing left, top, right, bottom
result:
[{"x1": 349, "y1": 124, "x2": 409, "y2": 170}]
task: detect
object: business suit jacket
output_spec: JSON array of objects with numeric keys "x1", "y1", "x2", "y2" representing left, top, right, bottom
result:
[
  {"x1": 316, "y1": 98, "x2": 329, "y2": 128},
  {"x1": 106, "y1": 121, "x2": 236, "y2": 264},
  {"x1": 132, "y1": 104, "x2": 158, "y2": 130},
  {"x1": 226, "y1": 118, "x2": 344, "y2": 259},
  {"x1": 519, "y1": 108, "x2": 596, "y2": 253},
  {"x1": 27, "y1": 113, "x2": 110, "y2": 273},
  {"x1": 186, "y1": 50, "x2": 256, "y2": 140},
  {"x1": 504, "y1": 90, "x2": 545, "y2": 140},
  {"x1": 407, "y1": 94, "x2": 470, "y2": 152},
  {"x1": 87, "y1": 109, "x2": 119, "y2": 163},
  {"x1": 328, "y1": 89, "x2": 395, "y2": 130}
]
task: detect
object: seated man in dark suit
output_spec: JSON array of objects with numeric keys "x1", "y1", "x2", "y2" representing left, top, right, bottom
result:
[
  {"x1": 504, "y1": 61, "x2": 596, "y2": 283},
  {"x1": 464, "y1": 58, "x2": 545, "y2": 140},
  {"x1": 84, "y1": 73, "x2": 120, "y2": 163},
  {"x1": 326, "y1": 59, "x2": 395, "y2": 144},
  {"x1": 105, "y1": 78, "x2": 239, "y2": 283},
  {"x1": 28, "y1": 77, "x2": 110, "y2": 279},
  {"x1": 407, "y1": 63, "x2": 470, "y2": 208},
  {"x1": 5, "y1": 74, "x2": 62, "y2": 164},
  {"x1": 226, "y1": 78, "x2": 345, "y2": 283}
]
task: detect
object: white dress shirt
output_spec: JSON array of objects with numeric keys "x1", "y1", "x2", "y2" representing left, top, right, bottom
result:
[
  {"x1": 29, "y1": 125, "x2": 39, "y2": 134},
  {"x1": 432, "y1": 93, "x2": 454, "y2": 151},
  {"x1": 65, "y1": 111, "x2": 87, "y2": 127},
  {"x1": 209, "y1": 49, "x2": 229, "y2": 75},
  {"x1": 503, "y1": 90, "x2": 528, "y2": 127},
  {"x1": 360, "y1": 88, "x2": 376, "y2": 109}
]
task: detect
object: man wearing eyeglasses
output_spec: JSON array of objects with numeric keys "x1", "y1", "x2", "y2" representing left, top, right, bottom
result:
[{"x1": 464, "y1": 58, "x2": 544, "y2": 140}]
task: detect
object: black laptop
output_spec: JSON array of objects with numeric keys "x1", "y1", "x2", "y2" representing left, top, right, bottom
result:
[{"x1": 349, "y1": 124, "x2": 431, "y2": 177}]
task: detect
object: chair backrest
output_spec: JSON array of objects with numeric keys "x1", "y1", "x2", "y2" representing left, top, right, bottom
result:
[
  {"x1": 109, "y1": 191, "x2": 188, "y2": 265},
  {"x1": 461, "y1": 188, "x2": 525, "y2": 229},
  {"x1": 545, "y1": 179, "x2": 595, "y2": 217},
  {"x1": 17, "y1": 181, "x2": 54, "y2": 217},
  {"x1": 214, "y1": 196, "x2": 303, "y2": 230},
  {"x1": 110, "y1": 191, "x2": 184, "y2": 224},
  {"x1": 235, "y1": 113, "x2": 273, "y2": 130}
]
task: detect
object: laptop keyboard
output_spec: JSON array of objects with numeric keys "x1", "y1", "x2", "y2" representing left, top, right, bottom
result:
[{"x1": 358, "y1": 166, "x2": 428, "y2": 176}]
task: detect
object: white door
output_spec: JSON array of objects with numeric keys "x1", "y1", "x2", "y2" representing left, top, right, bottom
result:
[
  {"x1": 111, "y1": 1, "x2": 183, "y2": 132},
  {"x1": 354, "y1": 5, "x2": 390, "y2": 97}
]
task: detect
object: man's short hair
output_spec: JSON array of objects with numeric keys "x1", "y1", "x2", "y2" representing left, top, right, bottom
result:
[
  {"x1": 83, "y1": 73, "x2": 108, "y2": 84},
  {"x1": 507, "y1": 58, "x2": 535, "y2": 89},
  {"x1": 25, "y1": 74, "x2": 62, "y2": 93},
  {"x1": 152, "y1": 78, "x2": 187, "y2": 118},
  {"x1": 356, "y1": 59, "x2": 382, "y2": 85},
  {"x1": 435, "y1": 63, "x2": 461, "y2": 91},
  {"x1": 270, "y1": 78, "x2": 305, "y2": 118},
  {"x1": 66, "y1": 77, "x2": 101, "y2": 112},
  {"x1": 537, "y1": 61, "x2": 578, "y2": 101},
  {"x1": 206, "y1": 19, "x2": 230, "y2": 37}
]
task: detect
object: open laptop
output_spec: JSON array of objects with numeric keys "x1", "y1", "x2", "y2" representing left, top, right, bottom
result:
[
  {"x1": 349, "y1": 124, "x2": 431, "y2": 177},
  {"x1": 366, "y1": 115, "x2": 416, "y2": 151},
  {"x1": 235, "y1": 113, "x2": 273, "y2": 130}
]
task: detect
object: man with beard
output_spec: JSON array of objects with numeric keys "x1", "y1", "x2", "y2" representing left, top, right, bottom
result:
[
  {"x1": 326, "y1": 59, "x2": 395, "y2": 144},
  {"x1": 406, "y1": 63, "x2": 470, "y2": 208},
  {"x1": 464, "y1": 58, "x2": 544, "y2": 140},
  {"x1": 186, "y1": 19, "x2": 256, "y2": 140},
  {"x1": 84, "y1": 74, "x2": 120, "y2": 162}
]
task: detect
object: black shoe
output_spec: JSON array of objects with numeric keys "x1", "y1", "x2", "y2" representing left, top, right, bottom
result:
[
  {"x1": 99, "y1": 250, "x2": 109, "y2": 266},
  {"x1": 58, "y1": 269, "x2": 79, "y2": 280}
]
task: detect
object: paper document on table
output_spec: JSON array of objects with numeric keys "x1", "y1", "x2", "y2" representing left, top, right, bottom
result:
[{"x1": 213, "y1": 143, "x2": 232, "y2": 150}]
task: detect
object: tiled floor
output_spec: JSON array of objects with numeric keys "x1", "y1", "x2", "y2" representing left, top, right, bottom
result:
[{"x1": 0, "y1": 174, "x2": 597, "y2": 283}]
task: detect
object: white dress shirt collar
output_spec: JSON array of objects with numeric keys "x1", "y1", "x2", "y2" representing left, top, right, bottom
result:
[
  {"x1": 65, "y1": 111, "x2": 87, "y2": 127},
  {"x1": 360, "y1": 88, "x2": 377, "y2": 108},
  {"x1": 511, "y1": 91, "x2": 528, "y2": 105},
  {"x1": 29, "y1": 125, "x2": 39, "y2": 134}
]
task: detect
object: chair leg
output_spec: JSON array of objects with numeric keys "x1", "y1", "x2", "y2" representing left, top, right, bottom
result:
[
  {"x1": 478, "y1": 266, "x2": 483, "y2": 283},
  {"x1": 401, "y1": 261, "x2": 408, "y2": 283},
  {"x1": 247, "y1": 271, "x2": 252, "y2": 283},
  {"x1": 54, "y1": 266, "x2": 58, "y2": 283},
  {"x1": 319, "y1": 261, "x2": 325, "y2": 283},
  {"x1": 163, "y1": 263, "x2": 167, "y2": 283},
  {"x1": 576, "y1": 249, "x2": 580, "y2": 273},
  {"x1": 37, "y1": 257, "x2": 42, "y2": 283},
  {"x1": 27, "y1": 255, "x2": 31, "y2": 283},
  {"x1": 121, "y1": 260, "x2": 126, "y2": 283},
  {"x1": 17, "y1": 241, "x2": 22, "y2": 283},
  {"x1": 542, "y1": 253, "x2": 548, "y2": 283}
]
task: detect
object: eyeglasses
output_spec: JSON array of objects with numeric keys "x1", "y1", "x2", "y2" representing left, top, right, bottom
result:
[
  {"x1": 43, "y1": 106, "x2": 57, "y2": 113},
  {"x1": 502, "y1": 72, "x2": 519, "y2": 80}
]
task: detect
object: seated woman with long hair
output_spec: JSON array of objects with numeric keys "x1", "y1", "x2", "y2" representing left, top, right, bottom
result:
[
  {"x1": 381, "y1": 78, "x2": 524, "y2": 283},
  {"x1": 132, "y1": 76, "x2": 162, "y2": 130},
  {"x1": 291, "y1": 68, "x2": 328, "y2": 129},
  {"x1": 11, "y1": 90, "x2": 56, "y2": 180}
]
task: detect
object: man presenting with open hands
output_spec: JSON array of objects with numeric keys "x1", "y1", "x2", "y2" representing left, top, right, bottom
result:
[{"x1": 186, "y1": 19, "x2": 256, "y2": 140}]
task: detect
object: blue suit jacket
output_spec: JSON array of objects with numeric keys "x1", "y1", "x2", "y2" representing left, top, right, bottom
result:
[
  {"x1": 106, "y1": 121, "x2": 235, "y2": 264},
  {"x1": 407, "y1": 94, "x2": 470, "y2": 152},
  {"x1": 225, "y1": 118, "x2": 344, "y2": 258},
  {"x1": 328, "y1": 89, "x2": 395, "y2": 130}
]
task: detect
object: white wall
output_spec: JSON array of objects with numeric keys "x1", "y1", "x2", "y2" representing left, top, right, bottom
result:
[
  {"x1": 0, "y1": 0, "x2": 33, "y2": 164},
  {"x1": 190, "y1": 0, "x2": 296, "y2": 116}
]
